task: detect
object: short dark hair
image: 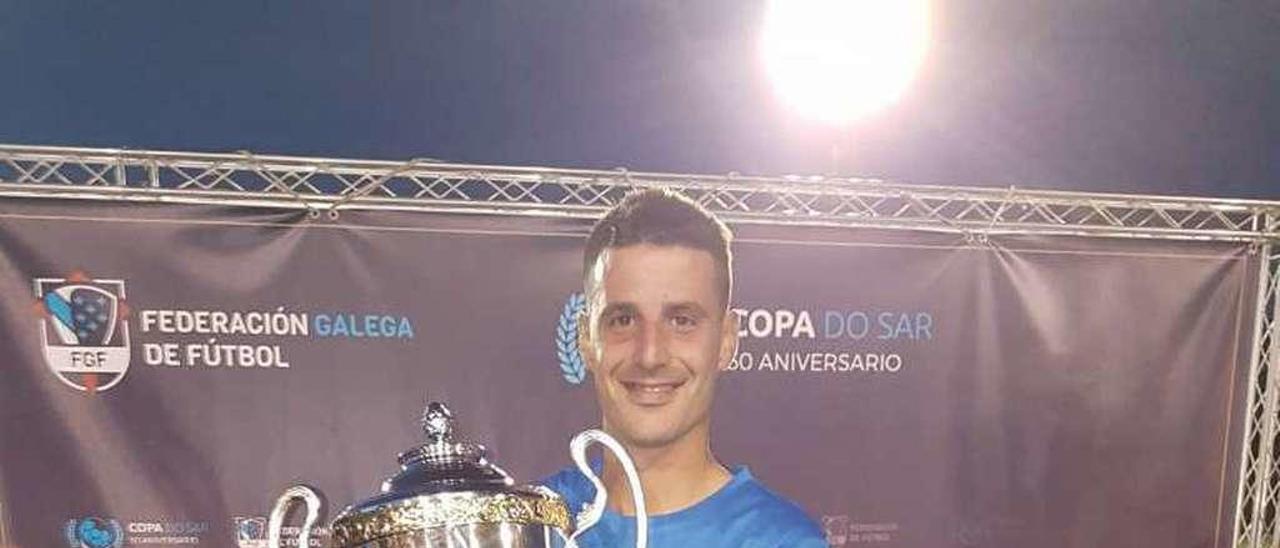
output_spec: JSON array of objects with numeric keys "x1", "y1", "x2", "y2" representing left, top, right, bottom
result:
[{"x1": 583, "y1": 188, "x2": 734, "y2": 307}]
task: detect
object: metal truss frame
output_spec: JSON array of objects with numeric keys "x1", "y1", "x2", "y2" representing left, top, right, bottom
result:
[
  {"x1": 0, "y1": 144, "x2": 1278, "y2": 547},
  {"x1": 0, "y1": 144, "x2": 1276, "y2": 242},
  {"x1": 1239, "y1": 245, "x2": 1280, "y2": 548}
]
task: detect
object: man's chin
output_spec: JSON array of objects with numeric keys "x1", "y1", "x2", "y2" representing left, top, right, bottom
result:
[
  {"x1": 619, "y1": 431, "x2": 682, "y2": 450},
  {"x1": 607, "y1": 422, "x2": 683, "y2": 450}
]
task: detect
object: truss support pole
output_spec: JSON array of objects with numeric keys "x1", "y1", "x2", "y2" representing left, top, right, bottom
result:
[{"x1": 1236, "y1": 211, "x2": 1280, "y2": 548}]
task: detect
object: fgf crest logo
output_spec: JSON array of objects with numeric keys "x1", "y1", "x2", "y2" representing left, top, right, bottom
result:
[{"x1": 33, "y1": 271, "x2": 131, "y2": 394}]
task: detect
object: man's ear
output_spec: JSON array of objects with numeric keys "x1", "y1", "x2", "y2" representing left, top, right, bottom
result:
[{"x1": 717, "y1": 309, "x2": 739, "y2": 371}]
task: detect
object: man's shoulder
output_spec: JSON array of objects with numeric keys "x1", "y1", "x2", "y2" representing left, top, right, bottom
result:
[
  {"x1": 734, "y1": 473, "x2": 816, "y2": 519},
  {"x1": 538, "y1": 465, "x2": 828, "y2": 546},
  {"x1": 539, "y1": 465, "x2": 584, "y2": 490},
  {"x1": 726, "y1": 469, "x2": 826, "y2": 544},
  {"x1": 538, "y1": 465, "x2": 594, "y2": 510}
]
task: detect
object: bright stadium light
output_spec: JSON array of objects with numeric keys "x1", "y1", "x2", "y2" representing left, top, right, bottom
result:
[{"x1": 762, "y1": 0, "x2": 931, "y2": 125}]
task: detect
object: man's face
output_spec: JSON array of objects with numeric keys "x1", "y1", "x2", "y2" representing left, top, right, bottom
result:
[{"x1": 581, "y1": 243, "x2": 736, "y2": 449}]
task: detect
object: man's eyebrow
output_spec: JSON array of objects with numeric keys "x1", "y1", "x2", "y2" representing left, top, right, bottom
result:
[
  {"x1": 600, "y1": 302, "x2": 638, "y2": 316},
  {"x1": 664, "y1": 302, "x2": 709, "y2": 316}
]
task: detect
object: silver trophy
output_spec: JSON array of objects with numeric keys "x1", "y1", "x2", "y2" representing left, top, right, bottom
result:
[{"x1": 267, "y1": 402, "x2": 647, "y2": 548}]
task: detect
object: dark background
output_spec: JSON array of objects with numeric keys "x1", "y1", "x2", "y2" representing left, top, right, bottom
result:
[{"x1": 2, "y1": 1, "x2": 1277, "y2": 198}]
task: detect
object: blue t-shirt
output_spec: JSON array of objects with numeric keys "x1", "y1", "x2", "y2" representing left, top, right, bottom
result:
[{"x1": 541, "y1": 464, "x2": 827, "y2": 547}]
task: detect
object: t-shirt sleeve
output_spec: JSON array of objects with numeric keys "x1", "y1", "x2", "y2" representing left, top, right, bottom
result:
[
  {"x1": 773, "y1": 528, "x2": 830, "y2": 547},
  {"x1": 538, "y1": 469, "x2": 570, "y2": 494},
  {"x1": 538, "y1": 467, "x2": 592, "y2": 515},
  {"x1": 746, "y1": 491, "x2": 829, "y2": 547},
  {"x1": 741, "y1": 525, "x2": 829, "y2": 548},
  {"x1": 769, "y1": 514, "x2": 829, "y2": 547}
]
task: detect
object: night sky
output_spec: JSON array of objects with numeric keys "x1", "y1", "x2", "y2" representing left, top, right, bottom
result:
[{"x1": 3, "y1": 1, "x2": 1277, "y2": 199}]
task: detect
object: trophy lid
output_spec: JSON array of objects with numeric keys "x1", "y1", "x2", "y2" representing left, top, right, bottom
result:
[
  {"x1": 367, "y1": 402, "x2": 514, "y2": 504},
  {"x1": 329, "y1": 402, "x2": 570, "y2": 546}
]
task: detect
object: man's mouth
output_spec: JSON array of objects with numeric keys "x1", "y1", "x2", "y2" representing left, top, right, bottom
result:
[{"x1": 621, "y1": 380, "x2": 685, "y2": 405}]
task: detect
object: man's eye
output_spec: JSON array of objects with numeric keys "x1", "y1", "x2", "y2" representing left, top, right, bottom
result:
[
  {"x1": 671, "y1": 315, "x2": 697, "y2": 329},
  {"x1": 607, "y1": 314, "x2": 634, "y2": 328}
]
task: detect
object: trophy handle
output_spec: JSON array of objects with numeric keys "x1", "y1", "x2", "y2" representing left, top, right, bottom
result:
[
  {"x1": 267, "y1": 484, "x2": 324, "y2": 548},
  {"x1": 559, "y1": 429, "x2": 647, "y2": 548}
]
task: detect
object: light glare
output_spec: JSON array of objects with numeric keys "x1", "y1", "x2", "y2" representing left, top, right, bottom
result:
[{"x1": 762, "y1": 0, "x2": 931, "y2": 124}]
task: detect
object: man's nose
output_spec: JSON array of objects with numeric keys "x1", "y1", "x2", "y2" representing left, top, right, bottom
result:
[{"x1": 635, "y1": 320, "x2": 669, "y2": 370}]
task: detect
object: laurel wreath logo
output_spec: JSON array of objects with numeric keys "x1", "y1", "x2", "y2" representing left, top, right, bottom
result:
[{"x1": 556, "y1": 293, "x2": 588, "y2": 385}]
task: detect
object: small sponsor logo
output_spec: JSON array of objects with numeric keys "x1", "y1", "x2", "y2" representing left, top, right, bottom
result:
[
  {"x1": 235, "y1": 515, "x2": 329, "y2": 547},
  {"x1": 822, "y1": 515, "x2": 850, "y2": 546},
  {"x1": 64, "y1": 517, "x2": 123, "y2": 548},
  {"x1": 234, "y1": 516, "x2": 268, "y2": 548},
  {"x1": 822, "y1": 515, "x2": 899, "y2": 545}
]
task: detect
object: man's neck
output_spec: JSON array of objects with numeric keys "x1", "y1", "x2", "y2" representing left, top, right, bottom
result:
[{"x1": 598, "y1": 429, "x2": 732, "y2": 516}]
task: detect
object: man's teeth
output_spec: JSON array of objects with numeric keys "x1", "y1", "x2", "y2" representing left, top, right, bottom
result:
[{"x1": 627, "y1": 383, "x2": 677, "y2": 392}]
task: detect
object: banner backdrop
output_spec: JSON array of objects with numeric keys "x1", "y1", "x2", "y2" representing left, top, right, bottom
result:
[{"x1": 0, "y1": 198, "x2": 1256, "y2": 548}]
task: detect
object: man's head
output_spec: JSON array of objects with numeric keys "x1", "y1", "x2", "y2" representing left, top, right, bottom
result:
[{"x1": 579, "y1": 188, "x2": 737, "y2": 450}]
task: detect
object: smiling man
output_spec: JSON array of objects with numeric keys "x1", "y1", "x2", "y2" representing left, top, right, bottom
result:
[{"x1": 542, "y1": 189, "x2": 826, "y2": 547}]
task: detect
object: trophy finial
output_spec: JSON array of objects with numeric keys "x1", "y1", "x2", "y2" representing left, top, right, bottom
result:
[{"x1": 422, "y1": 402, "x2": 454, "y2": 443}]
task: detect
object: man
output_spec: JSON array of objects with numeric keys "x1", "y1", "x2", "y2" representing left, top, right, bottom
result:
[{"x1": 543, "y1": 188, "x2": 826, "y2": 547}]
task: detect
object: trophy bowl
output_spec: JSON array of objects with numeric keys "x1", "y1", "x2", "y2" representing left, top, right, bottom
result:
[{"x1": 267, "y1": 402, "x2": 647, "y2": 548}]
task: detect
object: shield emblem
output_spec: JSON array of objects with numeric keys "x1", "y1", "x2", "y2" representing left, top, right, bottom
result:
[
  {"x1": 234, "y1": 517, "x2": 268, "y2": 547},
  {"x1": 36, "y1": 276, "x2": 131, "y2": 394},
  {"x1": 44, "y1": 285, "x2": 118, "y2": 346}
]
